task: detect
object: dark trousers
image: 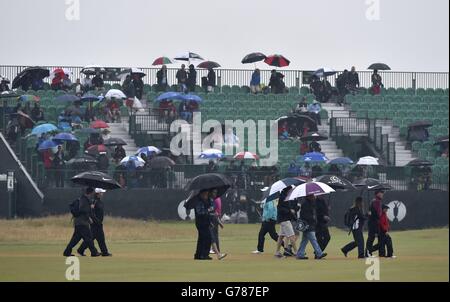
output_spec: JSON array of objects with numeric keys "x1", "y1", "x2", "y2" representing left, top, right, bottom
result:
[
  {"x1": 342, "y1": 229, "x2": 365, "y2": 258},
  {"x1": 210, "y1": 224, "x2": 220, "y2": 251},
  {"x1": 54, "y1": 168, "x2": 64, "y2": 188},
  {"x1": 64, "y1": 225, "x2": 98, "y2": 256},
  {"x1": 78, "y1": 224, "x2": 109, "y2": 255},
  {"x1": 257, "y1": 220, "x2": 279, "y2": 252},
  {"x1": 316, "y1": 224, "x2": 331, "y2": 252},
  {"x1": 366, "y1": 225, "x2": 380, "y2": 255},
  {"x1": 379, "y1": 232, "x2": 394, "y2": 257},
  {"x1": 194, "y1": 223, "x2": 211, "y2": 259}
]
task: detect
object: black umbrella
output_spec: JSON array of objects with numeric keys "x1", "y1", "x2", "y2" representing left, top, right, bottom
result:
[
  {"x1": 67, "y1": 155, "x2": 99, "y2": 169},
  {"x1": 71, "y1": 171, "x2": 121, "y2": 189},
  {"x1": 241, "y1": 52, "x2": 267, "y2": 64},
  {"x1": 10, "y1": 112, "x2": 35, "y2": 129},
  {"x1": 55, "y1": 94, "x2": 81, "y2": 103},
  {"x1": 407, "y1": 120, "x2": 433, "y2": 128},
  {"x1": 197, "y1": 61, "x2": 221, "y2": 69},
  {"x1": 300, "y1": 132, "x2": 328, "y2": 142},
  {"x1": 278, "y1": 113, "x2": 318, "y2": 132},
  {"x1": 12, "y1": 67, "x2": 50, "y2": 89},
  {"x1": 407, "y1": 159, "x2": 434, "y2": 167},
  {"x1": 184, "y1": 173, "x2": 231, "y2": 209},
  {"x1": 434, "y1": 135, "x2": 449, "y2": 145},
  {"x1": 104, "y1": 137, "x2": 127, "y2": 146},
  {"x1": 149, "y1": 156, "x2": 175, "y2": 169},
  {"x1": 368, "y1": 63, "x2": 391, "y2": 70},
  {"x1": 314, "y1": 175, "x2": 356, "y2": 190},
  {"x1": 353, "y1": 178, "x2": 392, "y2": 191}
]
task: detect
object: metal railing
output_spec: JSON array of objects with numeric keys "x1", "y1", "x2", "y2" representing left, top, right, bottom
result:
[{"x1": 329, "y1": 117, "x2": 369, "y2": 137}]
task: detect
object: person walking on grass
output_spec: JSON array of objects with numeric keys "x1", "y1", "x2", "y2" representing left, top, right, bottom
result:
[
  {"x1": 315, "y1": 196, "x2": 331, "y2": 252},
  {"x1": 341, "y1": 197, "x2": 366, "y2": 258},
  {"x1": 253, "y1": 195, "x2": 283, "y2": 254},
  {"x1": 379, "y1": 204, "x2": 396, "y2": 258},
  {"x1": 208, "y1": 189, "x2": 227, "y2": 260},
  {"x1": 274, "y1": 188, "x2": 297, "y2": 258},
  {"x1": 366, "y1": 190, "x2": 384, "y2": 257},
  {"x1": 296, "y1": 194, "x2": 327, "y2": 260},
  {"x1": 189, "y1": 189, "x2": 213, "y2": 260}
]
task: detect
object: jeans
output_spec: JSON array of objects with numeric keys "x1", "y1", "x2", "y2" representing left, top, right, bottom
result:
[{"x1": 297, "y1": 231, "x2": 323, "y2": 258}]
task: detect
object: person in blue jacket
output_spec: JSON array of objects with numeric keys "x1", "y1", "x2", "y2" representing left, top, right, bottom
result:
[
  {"x1": 252, "y1": 196, "x2": 281, "y2": 254},
  {"x1": 250, "y1": 69, "x2": 261, "y2": 94}
]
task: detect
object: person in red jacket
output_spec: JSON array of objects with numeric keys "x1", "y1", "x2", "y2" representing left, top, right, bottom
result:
[{"x1": 379, "y1": 204, "x2": 396, "y2": 258}]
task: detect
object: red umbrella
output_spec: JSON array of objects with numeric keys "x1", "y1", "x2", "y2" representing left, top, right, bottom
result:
[
  {"x1": 85, "y1": 144, "x2": 107, "y2": 157},
  {"x1": 90, "y1": 120, "x2": 109, "y2": 129},
  {"x1": 264, "y1": 55, "x2": 290, "y2": 67}
]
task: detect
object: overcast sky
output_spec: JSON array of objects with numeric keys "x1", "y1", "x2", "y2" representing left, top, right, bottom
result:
[{"x1": 0, "y1": 0, "x2": 448, "y2": 72}]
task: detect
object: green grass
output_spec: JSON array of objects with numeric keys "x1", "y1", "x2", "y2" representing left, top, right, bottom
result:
[{"x1": 0, "y1": 216, "x2": 448, "y2": 282}]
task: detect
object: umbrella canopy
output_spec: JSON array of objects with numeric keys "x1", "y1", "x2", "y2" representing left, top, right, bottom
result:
[
  {"x1": 79, "y1": 127, "x2": 101, "y2": 134},
  {"x1": 356, "y1": 156, "x2": 379, "y2": 166},
  {"x1": 241, "y1": 52, "x2": 267, "y2": 64},
  {"x1": 149, "y1": 156, "x2": 176, "y2": 169},
  {"x1": 197, "y1": 61, "x2": 221, "y2": 69},
  {"x1": 136, "y1": 146, "x2": 162, "y2": 157},
  {"x1": 119, "y1": 68, "x2": 146, "y2": 78},
  {"x1": 81, "y1": 93, "x2": 100, "y2": 102},
  {"x1": 286, "y1": 182, "x2": 335, "y2": 200},
  {"x1": 233, "y1": 151, "x2": 259, "y2": 160},
  {"x1": 407, "y1": 159, "x2": 434, "y2": 167},
  {"x1": 12, "y1": 67, "x2": 50, "y2": 89},
  {"x1": 264, "y1": 177, "x2": 307, "y2": 201},
  {"x1": 277, "y1": 113, "x2": 318, "y2": 133},
  {"x1": 152, "y1": 56, "x2": 174, "y2": 65},
  {"x1": 353, "y1": 178, "x2": 392, "y2": 191},
  {"x1": 434, "y1": 135, "x2": 449, "y2": 145},
  {"x1": 18, "y1": 94, "x2": 40, "y2": 103},
  {"x1": 11, "y1": 112, "x2": 35, "y2": 129},
  {"x1": 155, "y1": 92, "x2": 185, "y2": 102},
  {"x1": 38, "y1": 139, "x2": 60, "y2": 151},
  {"x1": 81, "y1": 65, "x2": 106, "y2": 75},
  {"x1": 52, "y1": 132, "x2": 78, "y2": 143},
  {"x1": 104, "y1": 138, "x2": 127, "y2": 146},
  {"x1": 300, "y1": 132, "x2": 328, "y2": 142},
  {"x1": 105, "y1": 89, "x2": 127, "y2": 100},
  {"x1": 184, "y1": 173, "x2": 231, "y2": 209},
  {"x1": 71, "y1": 171, "x2": 121, "y2": 190},
  {"x1": 199, "y1": 149, "x2": 224, "y2": 159},
  {"x1": 120, "y1": 156, "x2": 146, "y2": 168},
  {"x1": 368, "y1": 63, "x2": 391, "y2": 71},
  {"x1": 174, "y1": 52, "x2": 204, "y2": 61},
  {"x1": 328, "y1": 157, "x2": 354, "y2": 165},
  {"x1": 407, "y1": 120, "x2": 433, "y2": 129},
  {"x1": 67, "y1": 155, "x2": 98, "y2": 168},
  {"x1": 0, "y1": 75, "x2": 10, "y2": 83},
  {"x1": 181, "y1": 94, "x2": 203, "y2": 103},
  {"x1": 85, "y1": 144, "x2": 107, "y2": 157},
  {"x1": 90, "y1": 120, "x2": 109, "y2": 129},
  {"x1": 313, "y1": 67, "x2": 337, "y2": 77},
  {"x1": 55, "y1": 94, "x2": 81, "y2": 103},
  {"x1": 264, "y1": 55, "x2": 290, "y2": 67},
  {"x1": 303, "y1": 152, "x2": 329, "y2": 163},
  {"x1": 313, "y1": 175, "x2": 356, "y2": 190},
  {"x1": 31, "y1": 123, "x2": 58, "y2": 136}
]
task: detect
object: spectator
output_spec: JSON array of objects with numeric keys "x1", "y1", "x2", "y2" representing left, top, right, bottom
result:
[
  {"x1": 159, "y1": 100, "x2": 176, "y2": 123},
  {"x1": 328, "y1": 164, "x2": 342, "y2": 176},
  {"x1": 371, "y1": 69, "x2": 383, "y2": 95},
  {"x1": 31, "y1": 103, "x2": 45, "y2": 122},
  {"x1": 321, "y1": 78, "x2": 332, "y2": 103},
  {"x1": 92, "y1": 72, "x2": 104, "y2": 90},
  {"x1": 278, "y1": 121, "x2": 289, "y2": 140},
  {"x1": 42, "y1": 148, "x2": 53, "y2": 187},
  {"x1": 310, "y1": 75, "x2": 323, "y2": 101},
  {"x1": 106, "y1": 99, "x2": 121, "y2": 123},
  {"x1": 269, "y1": 70, "x2": 285, "y2": 94},
  {"x1": 62, "y1": 74, "x2": 72, "y2": 91},
  {"x1": 187, "y1": 64, "x2": 197, "y2": 93},
  {"x1": 378, "y1": 204, "x2": 395, "y2": 258},
  {"x1": 348, "y1": 66, "x2": 360, "y2": 91},
  {"x1": 294, "y1": 96, "x2": 308, "y2": 113},
  {"x1": 74, "y1": 78, "x2": 83, "y2": 96},
  {"x1": 315, "y1": 196, "x2": 331, "y2": 252},
  {"x1": 113, "y1": 145, "x2": 126, "y2": 164},
  {"x1": 207, "y1": 160, "x2": 218, "y2": 173},
  {"x1": 311, "y1": 165, "x2": 323, "y2": 178},
  {"x1": 51, "y1": 73, "x2": 64, "y2": 90},
  {"x1": 132, "y1": 74, "x2": 144, "y2": 100},
  {"x1": 31, "y1": 73, "x2": 44, "y2": 91},
  {"x1": 82, "y1": 75, "x2": 93, "y2": 92},
  {"x1": 274, "y1": 189, "x2": 297, "y2": 258},
  {"x1": 97, "y1": 154, "x2": 109, "y2": 173},
  {"x1": 207, "y1": 68, "x2": 216, "y2": 93},
  {"x1": 156, "y1": 65, "x2": 168, "y2": 92},
  {"x1": 341, "y1": 197, "x2": 366, "y2": 258},
  {"x1": 309, "y1": 141, "x2": 322, "y2": 153},
  {"x1": 52, "y1": 145, "x2": 65, "y2": 188},
  {"x1": 250, "y1": 69, "x2": 261, "y2": 94},
  {"x1": 0, "y1": 78, "x2": 10, "y2": 92},
  {"x1": 407, "y1": 126, "x2": 429, "y2": 143},
  {"x1": 176, "y1": 64, "x2": 188, "y2": 92},
  {"x1": 179, "y1": 100, "x2": 192, "y2": 122},
  {"x1": 336, "y1": 70, "x2": 349, "y2": 103},
  {"x1": 307, "y1": 100, "x2": 322, "y2": 126}
]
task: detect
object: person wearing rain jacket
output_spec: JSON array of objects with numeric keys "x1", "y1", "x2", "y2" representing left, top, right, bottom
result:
[
  {"x1": 207, "y1": 68, "x2": 216, "y2": 92},
  {"x1": 307, "y1": 100, "x2": 322, "y2": 126},
  {"x1": 315, "y1": 196, "x2": 331, "y2": 252},
  {"x1": 187, "y1": 64, "x2": 197, "y2": 93},
  {"x1": 132, "y1": 74, "x2": 144, "y2": 100},
  {"x1": 250, "y1": 69, "x2": 261, "y2": 94},
  {"x1": 341, "y1": 197, "x2": 366, "y2": 258},
  {"x1": 192, "y1": 190, "x2": 214, "y2": 260},
  {"x1": 379, "y1": 204, "x2": 395, "y2": 258},
  {"x1": 366, "y1": 190, "x2": 383, "y2": 257},
  {"x1": 253, "y1": 197, "x2": 280, "y2": 254},
  {"x1": 156, "y1": 65, "x2": 168, "y2": 92}
]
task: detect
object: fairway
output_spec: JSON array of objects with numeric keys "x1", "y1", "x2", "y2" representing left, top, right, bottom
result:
[{"x1": 0, "y1": 216, "x2": 448, "y2": 282}]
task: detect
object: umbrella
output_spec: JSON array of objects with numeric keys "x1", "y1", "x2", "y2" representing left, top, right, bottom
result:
[
  {"x1": 149, "y1": 156, "x2": 176, "y2": 169},
  {"x1": 0, "y1": 75, "x2": 10, "y2": 83},
  {"x1": 104, "y1": 138, "x2": 127, "y2": 146},
  {"x1": 328, "y1": 157, "x2": 354, "y2": 165},
  {"x1": 286, "y1": 182, "x2": 335, "y2": 200},
  {"x1": 407, "y1": 159, "x2": 434, "y2": 167},
  {"x1": 313, "y1": 67, "x2": 337, "y2": 77},
  {"x1": 81, "y1": 65, "x2": 106, "y2": 75},
  {"x1": 105, "y1": 89, "x2": 127, "y2": 99},
  {"x1": 55, "y1": 94, "x2": 81, "y2": 103},
  {"x1": 368, "y1": 63, "x2": 391, "y2": 71},
  {"x1": 197, "y1": 61, "x2": 221, "y2": 69},
  {"x1": 85, "y1": 144, "x2": 107, "y2": 157},
  {"x1": 181, "y1": 94, "x2": 203, "y2": 103},
  {"x1": 264, "y1": 177, "x2": 307, "y2": 201},
  {"x1": 353, "y1": 178, "x2": 392, "y2": 191},
  {"x1": 119, "y1": 68, "x2": 146, "y2": 79},
  {"x1": 81, "y1": 93, "x2": 100, "y2": 102},
  {"x1": 67, "y1": 155, "x2": 98, "y2": 169},
  {"x1": 79, "y1": 127, "x2": 101, "y2": 134},
  {"x1": 90, "y1": 120, "x2": 109, "y2": 129},
  {"x1": 184, "y1": 173, "x2": 231, "y2": 209},
  {"x1": 241, "y1": 52, "x2": 267, "y2": 64},
  {"x1": 136, "y1": 146, "x2": 162, "y2": 157},
  {"x1": 11, "y1": 112, "x2": 35, "y2": 129},
  {"x1": 233, "y1": 151, "x2": 259, "y2": 160},
  {"x1": 313, "y1": 175, "x2": 356, "y2": 190},
  {"x1": 152, "y1": 56, "x2": 174, "y2": 66},
  {"x1": 31, "y1": 123, "x2": 58, "y2": 136},
  {"x1": 12, "y1": 67, "x2": 50, "y2": 89},
  {"x1": 407, "y1": 120, "x2": 433, "y2": 129},
  {"x1": 277, "y1": 113, "x2": 318, "y2": 133},
  {"x1": 264, "y1": 54, "x2": 290, "y2": 67},
  {"x1": 155, "y1": 92, "x2": 185, "y2": 102},
  {"x1": 18, "y1": 95, "x2": 40, "y2": 103},
  {"x1": 356, "y1": 156, "x2": 379, "y2": 166},
  {"x1": 303, "y1": 152, "x2": 329, "y2": 163},
  {"x1": 38, "y1": 139, "x2": 60, "y2": 151},
  {"x1": 120, "y1": 156, "x2": 146, "y2": 168},
  {"x1": 174, "y1": 52, "x2": 204, "y2": 61},
  {"x1": 52, "y1": 132, "x2": 78, "y2": 143},
  {"x1": 71, "y1": 171, "x2": 121, "y2": 190},
  {"x1": 199, "y1": 149, "x2": 224, "y2": 159},
  {"x1": 434, "y1": 135, "x2": 449, "y2": 145},
  {"x1": 300, "y1": 132, "x2": 328, "y2": 142}
]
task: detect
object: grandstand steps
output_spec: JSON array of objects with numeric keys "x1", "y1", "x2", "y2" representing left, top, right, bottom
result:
[{"x1": 107, "y1": 121, "x2": 137, "y2": 157}]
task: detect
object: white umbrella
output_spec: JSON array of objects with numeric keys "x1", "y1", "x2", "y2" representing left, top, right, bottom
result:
[
  {"x1": 105, "y1": 89, "x2": 127, "y2": 99},
  {"x1": 120, "y1": 156, "x2": 146, "y2": 166},
  {"x1": 356, "y1": 156, "x2": 379, "y2": 166},
  {"x1": 81, "y1": 65, "x2": 106, "y2": 75},
  {"x1": 286, "y1": 182, "x2": 335, "y2": 200},
  {"x1": 174, "y1": 52, "x2": 204, "y2": 62}
]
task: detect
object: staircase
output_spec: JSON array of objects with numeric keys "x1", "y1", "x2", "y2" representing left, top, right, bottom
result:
[
  {"x1": 317, "y1": 103, "x2": 348, "y2": 160},
  {"x1": 107, "y1": 118, "x2": 137, "y2": 157}
]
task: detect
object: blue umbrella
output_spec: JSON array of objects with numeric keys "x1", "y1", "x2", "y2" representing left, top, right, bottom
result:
[
  {"x1": 199, "y1": 149, "x2": 224, "y2": 159},
  {"x1": 181, "y1": 94, "x2": 203, "y2": 103},
  {"x1": 53, "y1": 132, "x2": 78, "y2": 142},
  {"x1": 120, "y1": 156, "x2": 146, "y2": 169},
  {"x1": 55, "y1": 94, "x2": 81, "y2": 103},
  {"x1": 328, "y1": 157, "x2": 354, "y2": 165},
  {"x1": 81, "y1": 93, "x2": 100, "y2": 102},
  {"x1": 38, "y1": 139, "x2": 60, "y2": 151},
  {"x1": 136, "y1": 146, "x2": 162, "y2": 157},
  {"x1": 303, "y1": 152, "x2": 329, "y2": 163},
  {"x1": 31, "y1": 123, "x2": 58, "y2": 136},
  {"x1": 155, "y1": 92, "x2": 185, "y2": 102}
]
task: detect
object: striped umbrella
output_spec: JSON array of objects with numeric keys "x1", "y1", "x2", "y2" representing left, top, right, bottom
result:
[
  {"x1": 152, "y1": 57, "x2": 174, "y2": 65},
  {"x1": 199, "y1": 149, "x2": 224, "y2": 159},
  {"x1": 313, "y1": 67, "x2": 336, "y2": 77},
  {"x1": 120, "y1": 156, "x2": 146, "y2": 168},
  {"x1": 264, "y1": 54, "x2": 290, "y2": 67},
  {"x1": 264, "y1": 177, "x2": 307, "y2": 201},
  {"x1": 286, "y1": 182, "x2": 335, "y2": 200},
  {"x1": 233, "y1": 151, "x2": 259, "y2": 160},
  {"x1": 136, "y1": 146, "x2": 162, "y2": 157}
]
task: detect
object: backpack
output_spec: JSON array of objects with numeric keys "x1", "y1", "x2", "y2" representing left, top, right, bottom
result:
[
  {"x1": 344, "y1": 208, "x2": 354, "y2": 228},
  {"x1": 69, "y1": 199, "x2": 81, "y2": 217}
]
